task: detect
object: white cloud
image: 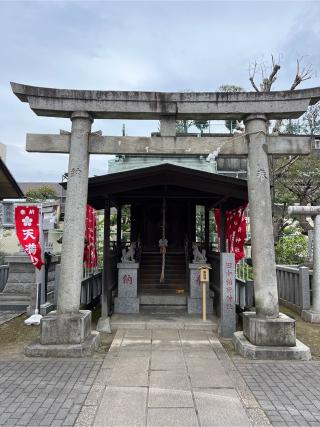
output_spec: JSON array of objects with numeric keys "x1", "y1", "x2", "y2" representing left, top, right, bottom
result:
[{"x1": 0, "y1": 0, "x2": 317, "y2": 182}]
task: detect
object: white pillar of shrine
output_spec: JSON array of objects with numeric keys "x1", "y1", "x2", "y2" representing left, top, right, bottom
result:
[
  {"x1": 245, "y1": 114, "x2": 279, "y2": 319},
  {"x1": 57, "y1": 111, "x2": 93, "y2": 314}
]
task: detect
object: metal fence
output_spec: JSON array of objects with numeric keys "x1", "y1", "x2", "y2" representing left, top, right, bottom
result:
[
  {"x1": 0, "y1": 265, "x2": 9, "y2": 292},
  {"x1": 80, "y1": 272, "x2": 102, "y2": 306},
  {"x1": 235, "y1": 278, "x2": 254, "y2": 310},
  {"x1": 276, "y1": 265, "x2": 312, "y2": 314}
]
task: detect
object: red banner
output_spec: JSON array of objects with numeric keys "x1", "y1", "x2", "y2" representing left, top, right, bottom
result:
[
  {"x1": 214, "y1": 204, "x2": 247, "y2": 264},
  {"x1": 84, "y1": 205, "x2": 98, "y2": 268},
  {"x1": 15, "y1": 206, "x2": 44, "y2": 270}
]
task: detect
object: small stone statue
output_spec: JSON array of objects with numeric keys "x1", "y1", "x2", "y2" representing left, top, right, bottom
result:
[
  {"x1": 192, "y1": 243, "x2": 207, "y2": 263},
  {"x1": 121, "y1": 242, "x2": 136, "y2": 263},
  {"x1": 233, "y1": 120, "x2": 245, "y2": 134}
]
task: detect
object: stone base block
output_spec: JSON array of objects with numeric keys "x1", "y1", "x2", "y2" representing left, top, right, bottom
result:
[
  {"x1": 243, "y1": 312, "x2": 296, "y2": 347},
  {"x1": 39, "y1": 302, "x2": 55, "y2": 316},
  {"x1": 24, "y1": 331, "x2": 100, "y2": 358},
  {"x1": 187, "y1": 297, "x2": 213, "y2": 314},
  {"x1": 301, "y1": 310, "x2": 320, "y2": 323},
  {"x1": 233, "y1": 331, "x2": 311, "y2": 361},
  {"x1": 40, "y1": 310, "x2": 91, "y2": 345},
  {"x1": 97, "y1": 316, "x2": 112, "y2": 333},
  {"x1": 114, "y1": 297, "x2": 139, "y2": 313}
]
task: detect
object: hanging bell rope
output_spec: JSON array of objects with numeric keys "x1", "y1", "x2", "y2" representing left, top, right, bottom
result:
[{"x1": 159, "y1": 197, "x2": 168, "y2": 283}]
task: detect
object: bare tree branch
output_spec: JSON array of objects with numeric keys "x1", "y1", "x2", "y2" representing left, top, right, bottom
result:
[
  {"x1": 249, "y1": 61, "x2": 260, "y2": 92},
  {"x1": 274, "y1": 155, "x2": 300, "y2": 179},
  {"x1": 249, "y1": 77, "x2": 260, "y2": 92},
  {"x1": 290, "y1": 59, "x2": 313, "y2": 90}
]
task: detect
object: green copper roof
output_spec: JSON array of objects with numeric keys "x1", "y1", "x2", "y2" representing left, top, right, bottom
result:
[{"x1": 108, "y1": 155, "x2": 217, "y2": 174}]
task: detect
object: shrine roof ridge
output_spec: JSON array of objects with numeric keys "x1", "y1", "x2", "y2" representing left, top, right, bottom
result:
[{"x1": 11, "y1": 82, "x2": 320, "y2": 120}]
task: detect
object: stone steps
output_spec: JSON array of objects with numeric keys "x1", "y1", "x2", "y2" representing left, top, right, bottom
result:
[
  {"x1": 140, "y1": 252, "x2": 186, "y2": 290},
  {"x1": 140, "y1": 294, "x2": 187, "y2": 306},
  {"x1": 0, "y1": 293, "x2": 29, "y2": 311}
]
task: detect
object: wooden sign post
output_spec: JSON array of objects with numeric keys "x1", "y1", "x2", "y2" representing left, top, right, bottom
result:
[{"x1": 199, "y1": 266, "x2": 211, "y2": 321}]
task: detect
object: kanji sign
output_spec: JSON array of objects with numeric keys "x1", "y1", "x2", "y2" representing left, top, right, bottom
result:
[
  {"x1": 15, "y1": 206, "x2": 43, "y2": 270},
  {"x1": 200, "y1": 267, "x2": 210, "y2": 283},
  {"x1": 220, "y1": 252, "x2": 236, "y2": 338}
]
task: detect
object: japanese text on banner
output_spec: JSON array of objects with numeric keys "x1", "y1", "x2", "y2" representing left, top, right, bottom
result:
[{"x1": 15, "y1": 206, "x2": 44, "y2": 270}]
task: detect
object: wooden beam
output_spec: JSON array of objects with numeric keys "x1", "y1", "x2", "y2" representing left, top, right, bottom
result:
[{"x1": 26, "y1": 134, "x2": 312, "y2": 156}]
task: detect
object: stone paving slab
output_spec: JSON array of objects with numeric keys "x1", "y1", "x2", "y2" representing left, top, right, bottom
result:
[
  {"x1": 94, "y1": 386, "x2": 148, "y2": 427},
  {"x1": 147, "y1": 407, "x2": 199, "y2": 426},
  {"x1": 88, "y1": 329, "x2": 255, "y2": 427},
  {"x1": 194, "y1": 388, "x2": 252, "y2": 426},
  {"x1": 148, "y1": 388, "x2": 194, "y2": 408},
  {"x1": 235, "y1": 360, "x2": 320, "y2": 426}
]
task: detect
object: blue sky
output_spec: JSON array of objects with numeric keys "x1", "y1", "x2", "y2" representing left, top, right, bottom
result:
[{"x1": 0, "y1": 0, "x2": 319, "y2": 181}]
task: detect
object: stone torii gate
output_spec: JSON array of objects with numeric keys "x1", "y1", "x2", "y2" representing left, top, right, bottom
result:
[
  {"x1": 11, "y1": 82, "x2": 320, "y2": 357},
  {"x1": 288, "y1": 205, "x2": 320, "y2": 323}
]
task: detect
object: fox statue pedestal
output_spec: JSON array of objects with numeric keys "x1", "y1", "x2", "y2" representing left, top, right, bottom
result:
[{"x1": 114, "y1": 263, "x2": 140, "y2": 313}]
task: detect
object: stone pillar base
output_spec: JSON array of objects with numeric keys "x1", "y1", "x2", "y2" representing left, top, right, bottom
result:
[
  {"x1": 233, "y1": 332, "x2": 311, "y2": 360},
  {"x1": 97, "y1": 316, "x2": 112, "y2": 333},
  {"x1": 301, "y1": 310, "x2": 320, "y2": 323},
  {"x1": 40, "y1": 302, "x2": 55, "y2": 316},
  {"x1": 25, "y1": 332, "x2": 100, "y2": 358},
  {"x1": 115, "y1": 262, "x2": 140, "y2": 314},
  {"x1": 243, "y1": 311, "x2": 296, "y2": 347},
  {"x1": 114, "y1": 297, "x2": 139, "y2": 313},
  {"x1": 24, "y1": 310, "x2": 100, "y2": 357},
  {"x1": 187, "y1": 297, "x2": 213, "y2": 314}
]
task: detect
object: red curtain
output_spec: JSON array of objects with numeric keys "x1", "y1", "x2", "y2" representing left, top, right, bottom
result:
[
  {"x1": 84, "y1": 205, "x2": 98, "y2": 268},
  {"x1": 214, "y1": 204, "x2": 247, "y2": 264}
]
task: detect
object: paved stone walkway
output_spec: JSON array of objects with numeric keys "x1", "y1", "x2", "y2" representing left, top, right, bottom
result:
[
  {"x1": 75, "y1": 329, "x2": 263, "y2": 427},
  {"x1": 0, "y1": 360, "x2": 102, "y2": 426},
  {"x1": 236, "y1": 360, "x2": 320, "y2": 427},
  {"x1": 0, "y1": 311, "x2": 23, "y2": 326}
]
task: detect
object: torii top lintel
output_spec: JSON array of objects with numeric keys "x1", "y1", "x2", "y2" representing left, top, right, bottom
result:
[{"x1": 11, "y1": 82, "x2": 320, "y2": 120}]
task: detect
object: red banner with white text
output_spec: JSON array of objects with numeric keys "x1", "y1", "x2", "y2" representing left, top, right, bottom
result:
[
  {"x1": 15, "y1": 206, "x2": 44, "y2": 270},
  {"x1": 214, "y1": 204, "x2": 247, "y2": 264},
  {"x1": 84, "y1": 205, "x2": 98, "y2": 268}
]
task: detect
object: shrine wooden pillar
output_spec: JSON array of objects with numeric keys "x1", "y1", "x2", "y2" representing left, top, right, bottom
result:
[
  {"x1": 117, "y1": 204, "x2": 122, "y2": 257},
  {"x1": 188, "y1": 202, "x2": 196, "y2": 243},
  {"x1": 205, "y1": 205, "x2": 210, "y2": 253},
  {"x1": 220, "y1": 205, "x2": 227, "y2": 252}
]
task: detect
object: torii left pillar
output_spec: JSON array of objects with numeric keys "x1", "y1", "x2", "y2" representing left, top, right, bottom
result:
[{"x1": 25, "y1": 111, "x2": 101, "y2": 357}]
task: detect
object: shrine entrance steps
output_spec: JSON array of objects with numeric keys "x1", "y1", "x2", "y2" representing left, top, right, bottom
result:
[
  {"x1": 110, "y1": 306, "x2": 218, "y2": 332},
  {"x1": 139, "y1": 251, "x2": 188, "y2": 310},
  {"x1": 139, "y1": 251, "x2": 186, "y2": 294}
]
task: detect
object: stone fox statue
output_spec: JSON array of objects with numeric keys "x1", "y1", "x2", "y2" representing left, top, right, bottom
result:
[
  {"x1": 192, "y1": 243, "x2": 207, "y2": 263},
  {"x1": 121, "y1": 242, "x2": 136, "y2": 263}
]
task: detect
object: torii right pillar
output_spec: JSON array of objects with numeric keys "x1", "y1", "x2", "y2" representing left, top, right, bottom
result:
[{"x1": 233, "y1": 114, "x2": 311, "y2": 360}]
